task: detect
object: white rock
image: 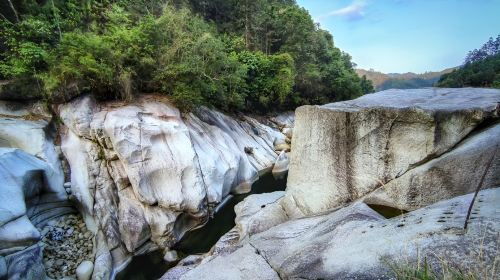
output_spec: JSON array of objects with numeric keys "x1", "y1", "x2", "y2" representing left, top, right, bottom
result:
[
  {"x1": 58, "y1": 95, "x2": 285, "y2": 258},
  {"x1": 284, "y1": 88, "x2": 500, "y2": 217},
  {"x1": 182, "y1": 188, "x2": 500, "y2": 279},
  {"x1": 163, "y1": 249, "x2": 179, "y2": 263},
  {"x1": 0, "y1": 256, "x2": 6, "y2": 279},
  {"x1": 76, "y1": 260, "x2": 94, "y2": 280},
  {"x1": 0, "y1": 100, "x2": 64, "y2": 189},
  {"x1": 272, "y1": 151, "x2": 289, "y2": 179},
  {"x1": 181, "y1": 244, "x2": 280, "y2": 280},
  {"x1": 234, "y1": 192, "x2": 287, "y2": 240},
  {"x1": 281, "y1": 127, "x2": 293, "y2": 139}
]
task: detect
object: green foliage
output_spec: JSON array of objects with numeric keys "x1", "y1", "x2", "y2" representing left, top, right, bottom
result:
[
  {"x1": 237, "y1": 51, "x2": 295, "y2": 112},
  {"x1": 380, "y1": 77, "x2": 440, "y2": 90},
  {"x1": 1, "y1": 0, "x2": 368, "y2": 112},
  {"x1": 436, "y1": 53, "x2": 500, "y2": 88},
  {"x1": 385, "y1": 257, "x2": 478, "y2": 280},
  {"x1": 360, "y1": 75, "x2": 375, "y2": 94}
]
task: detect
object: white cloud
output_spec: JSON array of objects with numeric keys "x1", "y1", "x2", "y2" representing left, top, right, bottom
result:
[{"x1": 321, "y1": 1, "x2": 367, "y2": 21}]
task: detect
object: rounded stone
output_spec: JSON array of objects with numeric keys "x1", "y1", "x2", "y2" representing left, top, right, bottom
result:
[
  {"x1": 76, "y1": 260, "x2": 94, "y2": 280},
  {"x1": 163, "y1": 249, "x2": 179, "y2": 263}
]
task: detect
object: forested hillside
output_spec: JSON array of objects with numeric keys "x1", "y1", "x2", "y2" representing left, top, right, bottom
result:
[
  {"x1": 356, "y1": 68, "x2": 454, "y2": 91},
  {"x1": 0, "y1": 0, "x2": 373, "y2": 112},
  {"x1": 436, "y1": 35, "x2": 500, "y2": 88}
]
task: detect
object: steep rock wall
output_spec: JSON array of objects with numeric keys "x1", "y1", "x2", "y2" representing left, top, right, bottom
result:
[{"x1": 57, "y1": 95, "x2": 291, "y2": 272}]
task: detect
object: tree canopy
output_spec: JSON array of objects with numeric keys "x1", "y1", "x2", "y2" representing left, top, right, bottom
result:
[
  {"x1": 436, "y1": 35, "x2": 500, "y2": 89},
  {"x1": 0, "y1": 0, "x2": 373, "y2": 112}
]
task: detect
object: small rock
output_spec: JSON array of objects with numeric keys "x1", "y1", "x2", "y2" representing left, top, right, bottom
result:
[
  {"x1": 76, "y1": 260, "x2": 94, "y2": 280},
  {"x1": 274, "y1": 143, "x2": 291, "y2": 152},
  {"x1": 163, "y1": 249, "x2": 179, "y2": 263},
  {"x1": 282, "y1": 127, "x2": 293, "y2": 139}
]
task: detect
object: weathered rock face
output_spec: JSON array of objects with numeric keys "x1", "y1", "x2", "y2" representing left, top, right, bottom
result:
[
  {"x1": 178, "y1": 188, "x2": 500, "y2": 279},
  {"x1": 283, "y1": 88, "x2": 500, "y2": 217},
  {"x1": 0, "y1": 148, "x2": 70, "y2": 254},
  {"x1": 0, "y1": 147, "x2": 77, "y2": 280},
  {"x1": 0, "y1": 100, "x2": 65, "y2": 188},
  {"x1": 57, "y1": 95, "x2": 290, "y2": 272}
]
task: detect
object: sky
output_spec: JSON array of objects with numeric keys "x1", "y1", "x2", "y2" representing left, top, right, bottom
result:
[{"x1": 296, "y1": 0, "x2": 500, "y2": 73}]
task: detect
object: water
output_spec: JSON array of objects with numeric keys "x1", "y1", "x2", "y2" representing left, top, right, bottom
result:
[
  {"x1": 366, "y1": 204, "x2": 408, "y2": 218},
  {"x1": 174, "y1": 172, "x2": 287, "y2": 254},
  {"x1": 115, "y1": 250, "x2": 172, "y2": 280},
  {"x1": 115, "y1": 172, "x2": 287, "y2": 279}
]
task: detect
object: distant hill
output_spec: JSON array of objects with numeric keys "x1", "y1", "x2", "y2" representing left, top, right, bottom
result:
[{"x1": 356, "y1": 68, "x2": 455, "y2": 91}]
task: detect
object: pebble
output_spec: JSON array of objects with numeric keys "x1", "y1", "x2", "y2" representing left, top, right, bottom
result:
[{"x1": 38, "y1": 214, "x2": 94, "y2": 279}]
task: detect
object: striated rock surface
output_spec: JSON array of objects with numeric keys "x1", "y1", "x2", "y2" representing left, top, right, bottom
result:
[
  {"x1": 0, "y1": 100, "x2": 65, "y2": 189},
  {"x1": 283, "y1": 88, "x2": 500, "y2": 217},
  {"x1": 57, "y1": 94, "x2": 289, "y2": 272},
  {"x1": 0, "y1": 148, "x2": 70, "y2": 254}
]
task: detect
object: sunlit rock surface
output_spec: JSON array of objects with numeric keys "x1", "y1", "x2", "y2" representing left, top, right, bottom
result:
[
  {"x1": 174, "y1": 188, "x2": 499, "y2": 279},
  {"x1": 283, "y1": 88, "x2": 500, "y2": 217},
  {"x1": 58, "y1": 95, "x2": 289, "y2": 271}
]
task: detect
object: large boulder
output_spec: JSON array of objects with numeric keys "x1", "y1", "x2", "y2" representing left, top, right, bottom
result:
[
  {"x1": 283, "y1": 88, "x2": 500, "y2": 217},
  {"x1": 57, "y1": 95, "x2": 286, "y2": 271},
  {"x1": 234, "y1": 192, "x2": 287, "y2": 241}
]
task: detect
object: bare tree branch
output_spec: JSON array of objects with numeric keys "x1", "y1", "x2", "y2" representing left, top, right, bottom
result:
[
  {"x1": 464, "y1": 145, "x2": 498, "y2": 231},
  {"x1": 6, "y1": 0, "x2": 20, "y2": 23}
]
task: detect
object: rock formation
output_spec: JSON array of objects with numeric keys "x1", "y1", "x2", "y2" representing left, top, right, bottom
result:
[
  {"x1": 178, "y1": 187, "x2": 499, "y2": 279},
  {"x1": 283, "y1": 88, "x2": 500, "y2": 217},
  {"x1": 162, "y1": 88, "x2": 500, "y2": 280},
  {"x1": 0, "y1": 94, "x2": 293, "y2": 279},
  {"x1": 56, "y1": 94, "x2": 291, "y2": 275}
]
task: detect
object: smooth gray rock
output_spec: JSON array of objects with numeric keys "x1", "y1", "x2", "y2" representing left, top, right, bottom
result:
[
  {"x1": 234, "y1": 192, "x2": 287, "y2": 241},
  {"x1": 0, "y1": 216, "x2": 40, "y2": 254},
  {"x1": 0, "y1": 256, "x2": 6, "y2": 279},
  {"x1": 4, "y1": 244, "x2": 46, "y2": 280},
  {"x1": 284, "y1": 88, "x2": 500, "y2": 217},
  {"x1": 91, "y1": 231, "x2": 112, "y2": 280},
  {"x1": 180, "y1": 244, "x2": 280, "y2": 280},
  {"x1": 271, "y1": 151, "x2": 289, "y2": 179},
  {"x1": 0, "y1": 148, "x2": 69, "y2": 254},
  {"x1": 117, "y1": 188, "x2": 151, "y2": 253},
  {"x1": 364, "y1": 123, "x2": 500, "y2": 210},
  {"x1": 76, "y1": 260, "x2": 94, "y2": 280}
]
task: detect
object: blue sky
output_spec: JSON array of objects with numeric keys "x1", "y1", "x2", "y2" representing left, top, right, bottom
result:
[{"x1": 296, "y1": 0, "x2": 500, "y2": 73}]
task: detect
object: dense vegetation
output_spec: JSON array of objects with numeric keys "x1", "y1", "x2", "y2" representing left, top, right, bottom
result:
[
  {"x1": 0, "y1": 0, "x2": 373, "y2": 112},
  {"x1": 436, "y1": 35, "x2": 500, "y2": 88}
]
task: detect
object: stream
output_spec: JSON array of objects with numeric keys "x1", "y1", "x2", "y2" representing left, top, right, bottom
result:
[{"x1": 115, "y1": 172, "x2": 287, "y2": 280}]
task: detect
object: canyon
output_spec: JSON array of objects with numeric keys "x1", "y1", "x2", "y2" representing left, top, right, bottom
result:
[{"x1": 0, "y1": 88, "x2": 499, "y2": 280}]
